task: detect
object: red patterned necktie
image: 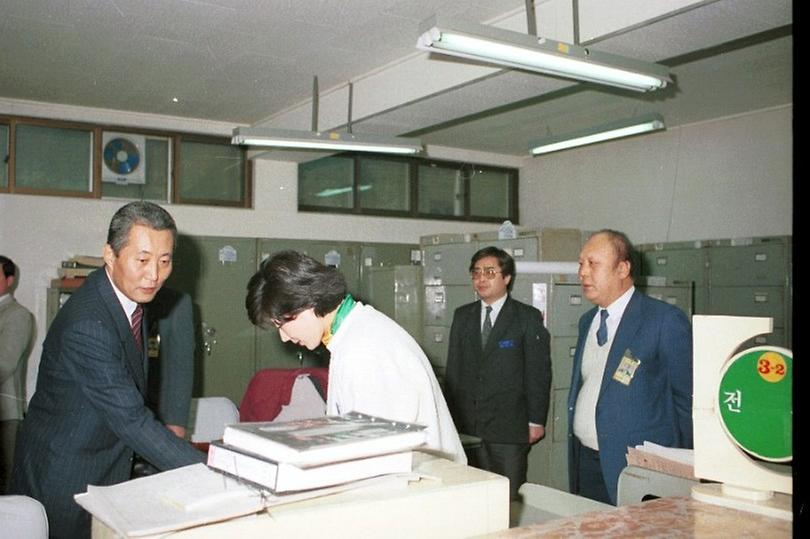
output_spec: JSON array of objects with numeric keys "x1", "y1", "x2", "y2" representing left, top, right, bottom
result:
[{"x1": 131, "y1": 304, "x2": 144, "y2": 350}]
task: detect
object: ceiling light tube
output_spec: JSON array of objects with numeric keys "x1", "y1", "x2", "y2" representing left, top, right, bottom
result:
[
  {"x1": 232, "y1": 127, "x2": 423, "y2": 155},
  {"x1": 529, "y1": 114, "x2": 665, "y2": 156},
  {"x1": 417, "y1": 17, "x2": 671, "y2": 92}
]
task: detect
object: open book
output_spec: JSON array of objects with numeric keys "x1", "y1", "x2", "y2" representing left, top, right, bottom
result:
[
  {"x1": 75, "y1": 463, "x2": 417, "y2": 537},
  {"x1": 222, "y1": 411, "x2": 427, "y2": 467}
]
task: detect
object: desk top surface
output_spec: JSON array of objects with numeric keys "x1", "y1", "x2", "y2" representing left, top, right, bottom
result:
[{"x1": 490, "y1": 496, "x2": 792, "y2": 538}]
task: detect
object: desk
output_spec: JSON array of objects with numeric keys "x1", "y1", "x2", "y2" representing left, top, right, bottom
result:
[
  {"x1": 92, "y1": 453, "x2": 509, "y2": 538},
  {"x1": 488, "y1": 496, "x2": 792, "y2": 537}
]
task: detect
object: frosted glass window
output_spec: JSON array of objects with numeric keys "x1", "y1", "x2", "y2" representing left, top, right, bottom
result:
[
  {"x1": 359, "y1": 159, "x2": 410, "y2": 212},
  {"x1": 418, "y1": 164, "x2": 465, "y2": 216},
  {"x1": 299, "y1": 156, "x2": 354, "y2": 209},
  {"x1": 470, "y1": 168, "x2": 512, "y2": 219},
  {"x1": 178, "y1": 141, "x2": 246, "y2": 205},
  {"x1": 15, "y1": 124, "x2": 93, "y2": 192}
]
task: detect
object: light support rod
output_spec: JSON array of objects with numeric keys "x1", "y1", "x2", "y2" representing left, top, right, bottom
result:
[
  {"x1": 529, "y1": 114, "x2": 665, "y2": 156},
  {"x1": 417, "y1": 17, "x2": 671, "y2": 92},
  {"x1": 232, "y1": 127, "x2": 423, "y2": 155}
]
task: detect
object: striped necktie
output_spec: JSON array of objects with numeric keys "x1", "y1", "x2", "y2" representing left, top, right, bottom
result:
[{"x1": 131, "y1": 304, "x2": 144, "y2": 350}]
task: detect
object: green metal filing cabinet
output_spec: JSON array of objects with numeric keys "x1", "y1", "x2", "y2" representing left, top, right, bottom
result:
[
  {"x1": 422, "y1": 325, "x2": 451, "y2": 379},
  {"x1": 639, "y1": 241, "x2": 709, "y2": 313},
  {"x1": 361, "y1": 264, "x2": 423, "y2": 344},
  {"x1": 423, "y1": 285, "x2": 476, "y2": 327},
  {"x1": 637, "y1": 279, "x2": 694, "y2": 318},
  {"x1": 510, "y1": 272, "x2": 589, "y2": 492},
  {"x1": 640, "y1": 235, "x2": 791, "y2": 349},
  {"x1": 422, "y1": 241, "x2": 478, "y2": 286}
]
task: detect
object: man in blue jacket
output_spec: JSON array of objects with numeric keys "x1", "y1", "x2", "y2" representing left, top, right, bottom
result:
[{"x1": 568, "y1": 229, "x2": 693, "y2": 505}]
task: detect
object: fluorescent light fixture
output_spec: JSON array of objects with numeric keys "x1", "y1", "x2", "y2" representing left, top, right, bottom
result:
[
  {"x1": 417, "y1": 17, "x2": 671, "y2": 92},
  {"x1": 232, "y1": 127, "x2": 423, "y2": 155},
  {"x1": 529, "y1": 114, "x2": 665, "y2": 156}
]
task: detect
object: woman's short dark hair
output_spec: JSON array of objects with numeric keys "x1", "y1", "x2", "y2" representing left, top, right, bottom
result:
[
  {"x1": 469, "y1": 246, "x2": 516, "y2": 292},
  {"x1": 245, "y1": 250, "x2": 347, "y2": 328},
  {"x1": 107, "y1": 201, "x2": 177, "y2": 255}
]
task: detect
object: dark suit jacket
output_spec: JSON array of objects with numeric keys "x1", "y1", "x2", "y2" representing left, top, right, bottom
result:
[
  {"x1": 11, "y1": 269, "x2": 204, "y2": 538},
  {"x1": 445, "y1": 296, "x2": 551, "y2": 444},
  {"x1": 147, "y1": 288, "x2": 195, "y2": 428},
  {"x1": 567, "y1": 289, "x2": 693, "y2": 504}
]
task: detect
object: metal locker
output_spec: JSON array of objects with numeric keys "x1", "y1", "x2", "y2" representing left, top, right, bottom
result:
[{"x1": 166, "y1": 234, "x2": 259, "y2": 405}]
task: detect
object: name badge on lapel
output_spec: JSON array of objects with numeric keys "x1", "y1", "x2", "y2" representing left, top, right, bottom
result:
[
  {"x1": 498, "y1": 339, "x2": 516, "y2": 349},
  {"x1": 613, "y1": 349, "x2": 641, "y2": 385}
]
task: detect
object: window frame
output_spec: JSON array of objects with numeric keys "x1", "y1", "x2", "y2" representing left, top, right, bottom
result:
[
  {"x1": 298, "y1": 153, "x2": 519, "y2": 224},
  {"x1": 0, "y1": 114, "x2": 252, "y2": 209}
]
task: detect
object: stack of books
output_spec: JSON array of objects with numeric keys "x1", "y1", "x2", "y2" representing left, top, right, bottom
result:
[
  {"x1": 207, "y1": 412, "x2": 427, "y2": 493},
  {"x1": 52, "y1": 255, "x2": 104, "y2": 289}
]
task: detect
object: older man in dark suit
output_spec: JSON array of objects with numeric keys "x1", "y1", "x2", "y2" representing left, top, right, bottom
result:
[
  {"x1": 444, "y1": 246, "x2": 551, "y2": 500},
  {"x1": 12, "y1": 202, "x2": 204, "y2": 538}
]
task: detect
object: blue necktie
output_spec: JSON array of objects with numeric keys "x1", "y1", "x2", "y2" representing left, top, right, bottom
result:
[{"x1": 596, "y1": 309, "x2": 609, "y2": 346}]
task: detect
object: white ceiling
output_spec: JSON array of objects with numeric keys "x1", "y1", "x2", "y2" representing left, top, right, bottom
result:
[{"x1": 0, "y1": 0, "x2": 793, "y2": 156}]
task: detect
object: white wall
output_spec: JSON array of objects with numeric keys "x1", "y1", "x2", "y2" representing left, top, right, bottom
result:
[{"x1": 519, "y1": 105, "x2": 793, "y2": 243}]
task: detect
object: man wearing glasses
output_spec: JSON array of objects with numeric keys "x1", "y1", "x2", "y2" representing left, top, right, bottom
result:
[{"x1": 445, "y1": 246, "x2": 551, "y2": 501}]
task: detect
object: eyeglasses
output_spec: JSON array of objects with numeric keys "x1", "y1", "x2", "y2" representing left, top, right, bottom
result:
[
  {"x1": 270, "y1": 307, "x2": 308, "y2": 329},
  {"x1": 470, "y1": 268, "x2": 502, "y2": 280}
]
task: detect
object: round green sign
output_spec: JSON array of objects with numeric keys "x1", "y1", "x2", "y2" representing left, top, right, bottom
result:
[{"x1": 717, "y1": 346, "x2": 792, "y2": 462}]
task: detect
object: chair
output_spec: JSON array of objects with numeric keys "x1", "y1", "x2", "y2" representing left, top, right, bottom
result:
[
  {"x1": 186, "y1": 397, "x2": 240, "y2": 443},
  {"x1": 0, "y1": 495, "x2": 48, "y2": 538},
  {"x1": 240, "y1": 368, "x2": 328, "y2": 422}
]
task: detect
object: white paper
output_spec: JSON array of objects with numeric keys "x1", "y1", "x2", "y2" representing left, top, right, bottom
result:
[
  {"x1": 76, "y1": 463, "x2": 420, "y2": 537},
  {"x1": 635, "y1": 441, "x2": 695, "y2": 466}
]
